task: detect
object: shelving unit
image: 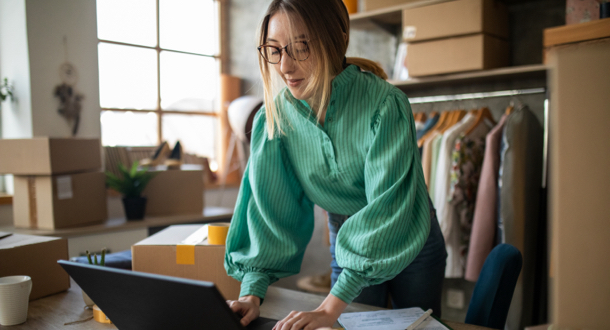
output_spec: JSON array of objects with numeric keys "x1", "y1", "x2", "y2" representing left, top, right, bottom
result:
[
  {"x1": 390, "y1": 64, "x2": 548, "y2": 92},
  {"x1": 350, "y1": 0, "x2": 451, "y2": 30}
]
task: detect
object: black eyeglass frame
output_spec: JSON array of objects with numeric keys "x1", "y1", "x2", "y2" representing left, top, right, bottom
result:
[{"x1": 257, "y1": 40, "x2": 311, "y2": 64}]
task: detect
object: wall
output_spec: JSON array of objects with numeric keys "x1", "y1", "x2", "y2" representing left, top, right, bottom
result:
[
  {"x1": 25, "y1": 0, "x2": 101, "y2": 139},
  {"x1": 0, "y1": 0, "x2": 100, "y2": 140}
]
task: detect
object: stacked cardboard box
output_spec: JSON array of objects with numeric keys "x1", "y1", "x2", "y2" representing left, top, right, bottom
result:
[
  {"x1": 402, "y1": 0, "x2": 510, "y2": 76},
  {"x1": 0, "y1": 138, "x2": 107, "y2": 229}
]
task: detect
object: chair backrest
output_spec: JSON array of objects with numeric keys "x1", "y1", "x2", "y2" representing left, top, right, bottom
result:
[{"x1": 465, "y1": 244, "x2": 523, "y2": 329}]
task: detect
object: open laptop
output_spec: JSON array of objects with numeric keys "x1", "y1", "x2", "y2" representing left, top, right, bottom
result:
[{"x1": 58, "y1": 260, "x2": 277, "y2": 330}]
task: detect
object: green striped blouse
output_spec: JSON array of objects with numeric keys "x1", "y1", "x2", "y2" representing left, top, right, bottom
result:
[{"x1": 224, "y1": 64, "x2": 431, "y2": 304}]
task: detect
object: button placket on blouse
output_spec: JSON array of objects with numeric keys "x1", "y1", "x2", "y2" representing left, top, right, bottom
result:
[{"x1": 322, "y1": 99, "x2": 339, "y2": 176}]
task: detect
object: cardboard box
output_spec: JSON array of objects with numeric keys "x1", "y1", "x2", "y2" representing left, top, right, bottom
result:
[
  {"x1": 143, "y1": 169, "x2": 204, "y2": 216},
  {"x1": 0, "y1": 232, "x2": 70, "y2": 300},
  {"x1": 405, "y1": 34, "x2": 509, "y2": 77},
  {"x1": 402, "y1": 0, "x2": 508, "y2": 42},
  {"x1": 363, "y1": 0, "x2": 421, "y2": 12},
  {"x1": 132, "y1": 225, "x2": 240, "y2": 300},
  {"x1": 13, "y1": 172, "x2": 107, "y2": 230},
  {"x1": 0, "y1": 137, "x2": 102, "y2": 175}
]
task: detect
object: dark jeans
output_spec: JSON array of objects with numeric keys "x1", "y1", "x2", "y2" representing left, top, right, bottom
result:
[{"x1": 328, "y1": 197, "x2": 447, "y2": 316}]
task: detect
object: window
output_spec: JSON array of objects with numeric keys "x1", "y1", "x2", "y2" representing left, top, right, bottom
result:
[{"x1": 97, "y1": 0, "x2": 221, "y2": 162}]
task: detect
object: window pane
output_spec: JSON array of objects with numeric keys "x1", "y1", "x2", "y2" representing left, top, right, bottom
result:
[
  {"x1": 101, "y1": 111, "x2": 158, "y2": 147},
  {"x1": 162, "y1": 114, "x2": 217, "y2": 159},
  {"x1": 96, "y1": 0, "x2": 157, "y2": 47},
  {"x1": 99, "y1": 43, "x2": 158, "y2": 110},
  {"x1": 160, "y1": 52, "x2": 218, "y2": 112},
  {"x1": 160, "y1": 0, "x2": 218, "y2": 55}
]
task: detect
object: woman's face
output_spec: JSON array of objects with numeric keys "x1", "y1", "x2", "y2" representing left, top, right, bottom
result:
[{"x1": 266, "y1": 12, "x2": 316, "y2": 101}]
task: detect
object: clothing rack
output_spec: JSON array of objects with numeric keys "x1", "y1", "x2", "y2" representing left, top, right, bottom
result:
[
  {"x1": 408, "y1": 87, "x2": 546, "y2": 104},
  {"x1": 409, "y1": 87, "x2": 548, "y2": 189}
]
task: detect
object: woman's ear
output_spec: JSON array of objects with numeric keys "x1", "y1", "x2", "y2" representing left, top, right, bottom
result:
[{"x1": 343, "y1": 32, "x2": 347, "y2": 43}]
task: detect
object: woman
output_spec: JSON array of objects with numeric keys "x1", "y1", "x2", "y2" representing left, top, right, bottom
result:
[{"x1": 225, "y1": 0, "x2": 447, "y2": 329}]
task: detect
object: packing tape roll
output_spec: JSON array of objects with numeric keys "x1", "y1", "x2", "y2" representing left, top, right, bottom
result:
[
  {"x1": 208, "y1": 222, "x2": 230, "y2": 245},
  {"x1": 93, "y1": 304, "x2": 112, "y2": 324}
]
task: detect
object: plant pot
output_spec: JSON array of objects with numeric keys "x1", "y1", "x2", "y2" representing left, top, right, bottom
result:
[{"x1": 122, "y1": 196, "x2": 147, "y2": 220}]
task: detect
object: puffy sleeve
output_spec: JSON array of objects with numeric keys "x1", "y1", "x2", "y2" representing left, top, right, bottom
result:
[
  {"x1": 330, "y1": 91, "x2": 431, "y2": 304},
  {"x1": 224, "y1": 108, "x2": 315, "y2": 300}
]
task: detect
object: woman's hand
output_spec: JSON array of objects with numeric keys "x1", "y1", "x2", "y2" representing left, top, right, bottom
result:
[
  {"x1": 273, "y1": 294, "x2": 347, "y2": 330},
  {"x1": 227, "y1": 295, "x2": 261, "y2": 326}
]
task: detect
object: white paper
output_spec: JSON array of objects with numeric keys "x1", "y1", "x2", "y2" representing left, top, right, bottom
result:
[
  {"x1": 56, "y1": 176, "x2": 73, "y2": 200},
  {"x1": 338, "y1": 308, "x2": 449, "y2": 330}
]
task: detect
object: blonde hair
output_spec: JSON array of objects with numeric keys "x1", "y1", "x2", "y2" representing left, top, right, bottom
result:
[{"x1": 258, "y1": 0, "x2": 387, "y2": 139}]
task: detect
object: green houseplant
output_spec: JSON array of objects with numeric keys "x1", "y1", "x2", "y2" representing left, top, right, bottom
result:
[{"x1": 106, "y1": 161, "x2": 156, "y2": 220}]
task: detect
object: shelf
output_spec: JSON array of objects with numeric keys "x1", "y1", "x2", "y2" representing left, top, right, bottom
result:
[
  {"x1": 389, "y1": 64, "x2": 548, "y2": 91},
  {"x1": 350, "y1": 0, "x2": 451, "y2": 30}
]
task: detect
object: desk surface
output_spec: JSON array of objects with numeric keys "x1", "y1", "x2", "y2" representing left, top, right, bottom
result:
[
  {"x1": 0, "y1": 206, "x2": 233, "y2": 238},
  {"x1": 12, "y1": 279, "x2": 492, "y2": 330}
]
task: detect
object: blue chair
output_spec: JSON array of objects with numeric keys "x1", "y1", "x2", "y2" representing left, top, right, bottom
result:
[{"x1": 465, "y1": 244, "x2": 523, "y2": 329}]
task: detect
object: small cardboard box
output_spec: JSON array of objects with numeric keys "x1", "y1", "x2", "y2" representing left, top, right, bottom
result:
[
  {"x1": 13, "y1": 171, "x2": 107, "y2": 229},
  {"x1": 405, "y1": 34, "x2": 509, "y2": 77},
  {"x1": 363, "y1": 0, "x2": 421, "y2": 12},
  {"x1": 143, "y1": 169, "x2": 204, "y2": 217},
  {"x1": 132, "y1": 225, "x2": 240, "y2": 300},
  {"x1": 0, "y1": 137, "x2": 102, "y2": 175},
  {"x1": 0, "y1": 232, "x2": 70, "y2": 300},
  {"x1": 402, "y1": 0, "x2": 508, "y2": 42}
]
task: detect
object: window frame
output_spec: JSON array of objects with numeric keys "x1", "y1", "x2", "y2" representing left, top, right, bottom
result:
[{"x1": 98, "y1": 0, "x2": 225, "y2": 159}]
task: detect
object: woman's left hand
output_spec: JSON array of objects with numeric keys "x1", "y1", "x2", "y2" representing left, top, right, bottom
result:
[{"x1": 273, "y1": 294, "x2": 348, "y2": 330}]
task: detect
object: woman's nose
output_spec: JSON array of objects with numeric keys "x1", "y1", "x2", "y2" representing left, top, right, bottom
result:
[{"x1": 279, "y1": 51, "x2": 295, "y2": 74}]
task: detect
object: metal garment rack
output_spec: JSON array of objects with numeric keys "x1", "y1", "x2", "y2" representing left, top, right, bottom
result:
[
  {"x1": 408, "y1": 87, "x2": 546, "y2": 104},
  {"x1": 408, "y1": 87, "x2": 549, "y2": 188}
]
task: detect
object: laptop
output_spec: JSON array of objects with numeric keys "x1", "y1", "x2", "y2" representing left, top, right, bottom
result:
[{"x1": 58, "y1": 260, "x2": 277, "y2": 330}]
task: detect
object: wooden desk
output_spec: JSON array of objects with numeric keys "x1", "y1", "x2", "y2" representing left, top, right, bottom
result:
[{"x1": 12, "y1": 279, "x2": 492, "y2": 330}]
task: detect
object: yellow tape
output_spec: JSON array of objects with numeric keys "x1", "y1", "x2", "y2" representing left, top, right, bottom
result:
[
  {"x1": 176, "y1": 244, "x2": 195, "y2": 265},
  {"x1": 93, "y1": 304, "x2": 112, "y2": 324},
  {"x1": 208, "y1": 222, "x2": 230, "y2": 245}
]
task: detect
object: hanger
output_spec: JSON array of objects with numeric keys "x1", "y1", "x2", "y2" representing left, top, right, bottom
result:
[
  {"x1": 429, "y1": 111, "x2": 438, "y2": 118},
  {"x1": 465, "y1": 107, "x2": 496, "y2": 136},
  {"x1": 418, "y1": 111, "x2": 448, "y2": 147}
]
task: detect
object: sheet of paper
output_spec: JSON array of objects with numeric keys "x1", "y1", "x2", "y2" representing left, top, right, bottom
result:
[{"x1": 338, "y1": 307, "x2": 449, "y2": 330}]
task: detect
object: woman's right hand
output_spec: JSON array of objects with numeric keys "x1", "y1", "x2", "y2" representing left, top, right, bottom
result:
[{"x1": 227, "y1": 295, "x2": 261, "y2": 326}]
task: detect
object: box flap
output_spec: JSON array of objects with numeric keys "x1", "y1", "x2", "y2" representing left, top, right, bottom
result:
[
  {"x1": 134, "y1": 225, "x2": 209, "y2": 246},
  {"x1": 0, "y1": 233, "x2": 61, "y2": 250}
]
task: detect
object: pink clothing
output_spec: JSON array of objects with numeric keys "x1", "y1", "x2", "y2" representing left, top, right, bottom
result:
[{"x1": 464, "y1": 114, "x2": 509, "y2": 282}]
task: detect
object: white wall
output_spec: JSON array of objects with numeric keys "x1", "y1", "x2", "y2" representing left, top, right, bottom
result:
[
  {"x1": 0, "y1": 0, "x2": 100, "y2": 139},
  {"x1": 0, "y1": 0, "x2": 34, "y2": 138},
  {"x1": 26, "y1": 0, "x2": 101, "y2": 138}
]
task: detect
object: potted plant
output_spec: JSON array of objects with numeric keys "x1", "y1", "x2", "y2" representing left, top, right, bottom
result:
[
  {"x1": 82, "y1": 249, "x2": 106, "y2": 307},
  {"x1": 105, "y1": 161, "x2": 156, "y2": 220}
]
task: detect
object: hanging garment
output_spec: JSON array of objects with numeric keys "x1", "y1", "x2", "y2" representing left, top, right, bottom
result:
[
  {"x1": 433, "y1": 113, "x2": 475, "y2": 278},
  {"x1": 417, "y1": 113, "x2": 440, "y2": 141},
  {"x1": 428, "y1": 133, "x2": 444, "y2": 198},
  {"x1": 498, "y1": 106, "x2": 544, "y2": 330},
  {"x1": 447, "y1": 121, "x2": 491, "y2": 277},
  {"x1": 464, "y1": 113, "x2": 509, "y2": 282}
]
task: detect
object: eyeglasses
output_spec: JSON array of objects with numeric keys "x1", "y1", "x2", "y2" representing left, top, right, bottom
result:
[{"x1": 257, "y1": 41, "x2": 310, "y2": 64}]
